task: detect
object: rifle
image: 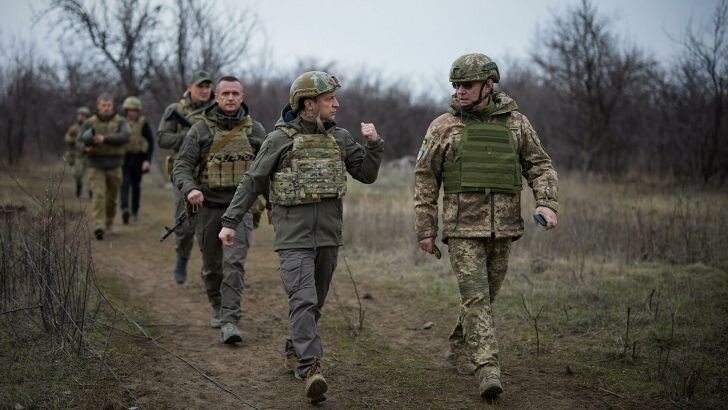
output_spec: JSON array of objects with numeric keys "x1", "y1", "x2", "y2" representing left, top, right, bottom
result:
[
  {"x1": 165, "y1": 109, "x2": 192, "y2": 129},
  {"x1": 159, "y1": 211, "x2": 186, "y2": 242}
]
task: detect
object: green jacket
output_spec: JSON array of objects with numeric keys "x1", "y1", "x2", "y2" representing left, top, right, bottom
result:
[
  {"x1": 173, "y1": 103, "x2": 267, "y2": 206},
  {"x1": 222, "y1": 106, "x2": 385, "y2": 251},
  {"x1": 77, "y1": 113, "x2": 131, "y2": 169},
  {"x1": 157, "y1": 91, "x2": 215, "y2": 152}
]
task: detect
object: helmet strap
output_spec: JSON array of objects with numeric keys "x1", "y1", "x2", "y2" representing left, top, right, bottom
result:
[{"x1": 462, "y1": 81, "x2": 489, "y2": 111}]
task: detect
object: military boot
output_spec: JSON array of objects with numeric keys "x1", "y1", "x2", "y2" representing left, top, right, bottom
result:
[
  {"x1": 303, "y1": 360, "x2": 327, "y2": 405},
  {"x1": 174, "y1": 256, "x2": 188, "y2": 284},
  {"x1": 210, "y1": 307, "x2": 221, "y2": 328},
  {"x1": 75, "y1": 182, "x2": 83, "y2": 198},
  {"x1": 283, "y1": 339, "x2": 296, "y2": 373},
  {"x1": 220, "y1": 322, "x2": 242, "y2": 344},
  {"x1": 478, "y1": 366, "x2": 503, "y2": 399},
  {"x1": 122, "y1": 209, "x2": 130, "y2": 225},
  {"x1": 94, "y1": 228, "x2": 104, "y2": 240}
]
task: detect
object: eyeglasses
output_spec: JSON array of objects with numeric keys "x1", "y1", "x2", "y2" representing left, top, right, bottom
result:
[{"x1": 452, "y1": 82, "x2": 479, "y2": 90}]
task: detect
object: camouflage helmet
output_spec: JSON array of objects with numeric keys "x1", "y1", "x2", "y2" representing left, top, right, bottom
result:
[
  {"x1": 449, "y1": 53, "x2": 500, "y2": 83},
  {"x1": 289, "y1": 71, "x2": 341, "y2": 111},
  {"x1": 122, "y1": 96, "x2": 142, "y2": 111},
  {"x1": 76, "y1": 106, "x2": 91, "y2": 116}
]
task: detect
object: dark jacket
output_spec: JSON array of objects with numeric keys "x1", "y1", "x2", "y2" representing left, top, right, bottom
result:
[
  {"x1": 173, "y1": 103, "x2": 267, "y2": 205},
  {"x1": 222, "y1": 106, "x2": 385, "y2": 250}
]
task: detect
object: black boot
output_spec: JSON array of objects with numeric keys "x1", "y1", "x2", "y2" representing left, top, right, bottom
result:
[
  {"x1": 75, "y1": 181, "x2": 82, "y2": 198},
  {"x1": 174, "y1": 256, "x2": 188, "y2": 284}
]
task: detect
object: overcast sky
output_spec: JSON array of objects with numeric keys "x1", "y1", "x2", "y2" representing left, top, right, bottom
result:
[{"x1": 0, "y1": 0, "x2": 720, "y2": 90}]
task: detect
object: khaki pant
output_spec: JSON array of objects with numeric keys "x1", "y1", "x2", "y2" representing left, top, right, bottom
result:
[
  {"x1": 196, "y1": 205, "x2": 253, "y2": 324},
  {"x1": 447, "y1": 237, "x2": 511, "y2": 376},
  {"x1": 88, "y1": 167, "x2": 122, "y2": 231}
]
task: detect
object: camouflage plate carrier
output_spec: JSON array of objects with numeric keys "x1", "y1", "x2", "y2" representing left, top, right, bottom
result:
[
  {"x1": 270, "y1": 127, "x2": 347, "y2": 206},
  {"x1": 87, "y1": 115, "x2": 126, "y2": 156},
  {"x1": 200, "y1": 116, "x2": 254, "y2": 190},
  {"x1": 166, "y1": 98, "x2": 209, "y2": 176},
  {"x1": 443, "y1": 117, "x2": 522, "y2": 195},
  {"x1": 125, "y1": 116, "x2": 149, "y2": 154}
]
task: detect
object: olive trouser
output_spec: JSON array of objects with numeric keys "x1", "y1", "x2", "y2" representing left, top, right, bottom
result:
[
  {"x1": 279, "y1": 247, "x2": 339, "y2": 378},
  {"x1": 173, "y1": 186, "x2": 196, "y2": 259},
  {"x1": 448, "y1": 237, "x2": 511, "y2": 377},
  {"x1": 196, "y1": 203, "x2": 253, "y2": 324},
  {"x1": 87, "y1": 167, "x2": 122, "y2": 232}
]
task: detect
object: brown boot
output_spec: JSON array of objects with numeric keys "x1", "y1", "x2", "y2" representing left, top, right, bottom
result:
[
  {"x1": 284, "y1": 352, "x2": 296, "y2": 373},
  {"x1": 303, "y1": 360, "x2": 328, "y2": 404},
  {"x1": 446, "y1": 350, "x2": 477, "y2": 375}
]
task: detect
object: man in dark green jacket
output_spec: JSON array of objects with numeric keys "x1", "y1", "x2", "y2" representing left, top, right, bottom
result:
[
  {"x1": 173, "y1": 76, "x2": 266, "y2": 344},
  {"x1": 218, "y1": 71, "x2": 384, "y2": 404},
  {"x1": 158, "y1": 70, "x2": 215, "y2": 284}
]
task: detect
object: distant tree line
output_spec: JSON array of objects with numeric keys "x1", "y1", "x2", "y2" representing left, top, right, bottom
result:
[{"x1": 0, "y1": 0, "x2": 725, "y2": 184}]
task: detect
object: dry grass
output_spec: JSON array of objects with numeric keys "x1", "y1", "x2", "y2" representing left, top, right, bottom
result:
[{"x1": 340, "y1": 164, "x2": 728, "y2": 408}]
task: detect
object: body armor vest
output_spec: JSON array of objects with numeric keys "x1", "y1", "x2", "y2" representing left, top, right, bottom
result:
[
  {"x1": 125, "y1": 116, "x2": 149, "y2": 154},
  {"x1": 88, "y1": 115, "x2": 126, "y2": 157},
  {"x1": 166, "y1": 99, "x2": 210, "y2": 175},
  {"x1": 270, "y1": 127, "x2": 347, "y2": 206},
  {"x1": 200, "y1": 116, "x2": 254, "y2": 190},
  {"x1": 65, "y1": 123, "x2": 81, "y2": 146},
  {"x1": 443, "y1": 116, "x2": 522, "y2": 194}
]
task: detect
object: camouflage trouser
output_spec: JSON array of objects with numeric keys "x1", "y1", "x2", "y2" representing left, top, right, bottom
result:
[
  {"x1": 87, "y1": 167, "x2": 122, "y2": 231},
  {"x1": 278, "y1": 247, "x2": 339, "y2": 378},
  {"x1": 448, "y1": 237, "x2": 511, "y2": 376},
  {"x1": 72, "y1": 155, "x2": 87, "y2": 186},
  {"x1": 173, "y1": 186, "x2": 196, "y2": 259},
  {"x1": 195, "y1": 204, "x2": 253, "y2": 324}
]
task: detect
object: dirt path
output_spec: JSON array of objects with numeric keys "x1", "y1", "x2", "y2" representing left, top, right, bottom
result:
[{"x1": 88, "y1": 184, "x2": 628, "y2": 409}]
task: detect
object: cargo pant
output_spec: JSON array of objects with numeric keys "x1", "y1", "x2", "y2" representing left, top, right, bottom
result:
[
  {"x1": 279, "y1": 247, "x2": 339, "y2": 378},
  {"x1": 196, "y1": 203, "x2": 253, "y2": 324},
  {"x1": 87, "y1": 167, "x2": 122, "y2": 232},
  {"x1": 173, "y1": 186, "x2": 196, "y2": 259},
  {"x1": 448, "y1": 237, "x2": 511, "y2": 377}
]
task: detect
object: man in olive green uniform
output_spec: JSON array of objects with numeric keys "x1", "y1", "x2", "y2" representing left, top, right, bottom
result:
[
  {"x1": 174, "y1": 76, "x2": 266, "y2": 344},
  {"x1": 414, "y1": 53, "x2": 559, "y2": 399},
  {"x1": 77, "y1": 94, "x2": 131, "y2": 240},
  {"x1": 219, "y1": 71, "x2": 384, "y2": 404},
  {"x1": 158, "y1": 70, "x2": 215, "y2": 284},
  {"x1": 64, "y1": 106, "x2": 91, "y2": 198},
  {"x1": 120, "y1": 96, "x2": 155, "y2": 224}
]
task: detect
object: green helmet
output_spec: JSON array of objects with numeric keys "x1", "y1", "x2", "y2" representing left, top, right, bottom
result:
[
  {"x1": 449, "y1": 53, "x2": 500, "y2": 83},
  {"x1": 122, "y1": 96, "x2": 142, "y2": 111},
  {"x1": 76, "y1": 106, "x2": 91, "y2": 116},
  {"x1": 289, "y1": 71, "x2": 341, "y2": 111}
]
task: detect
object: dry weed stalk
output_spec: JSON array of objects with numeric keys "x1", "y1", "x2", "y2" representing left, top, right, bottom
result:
[{"x1": 521, "y1": 295, "x2": 545, "y2": 355}]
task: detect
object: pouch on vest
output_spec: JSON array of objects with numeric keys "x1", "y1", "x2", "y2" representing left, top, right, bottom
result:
[
  {"x1": 270, "y1": 129, "x2": 347, "y2": 206},
  {"x1": 443, "y1": 120, "x2": 522, "y2": 194},
  {"x1": 200, "y1": 117, "x2": 254, "y2": 190}
]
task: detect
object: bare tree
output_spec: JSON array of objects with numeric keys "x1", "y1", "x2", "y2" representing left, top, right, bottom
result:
[
  {"x1": 40, "y1": 0, "x2": 163, "y2": 96},
  {"x1": 676, "y1": 0, "x2": 728, "y2": 183},
  {"x1": 531, "y1": 0, "x2": 653, "y2": 175}
]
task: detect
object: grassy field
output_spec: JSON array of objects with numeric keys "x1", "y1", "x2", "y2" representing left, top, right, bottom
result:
[
  {"x1": 1, "y1": 161, "x2": 726, "y2": 408},
  {"x1": 341, "y1": 166, "x2": 728, "y2": 408}
]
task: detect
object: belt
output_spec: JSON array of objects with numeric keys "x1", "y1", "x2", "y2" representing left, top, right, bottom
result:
[{"x1": 202, "y1": 201, "x2": 229, "y2": 209}]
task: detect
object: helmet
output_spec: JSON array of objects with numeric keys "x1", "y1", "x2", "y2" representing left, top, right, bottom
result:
[
  {"x1": 449, "y1": 53, "x2": 500, "y2": 83},
  {"x1": 76, "y1": 106, "x2": 91, "y2": 116},
  {"x1": 122, "y1": 96, "x2": 142, "y2": 111},
  {"x1": 289, "y1": 71, "x2": 341, "y2": 111}
]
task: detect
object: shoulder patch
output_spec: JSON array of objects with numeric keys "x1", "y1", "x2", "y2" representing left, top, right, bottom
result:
[{"x1": 416, "y1": 135, "x2": 429, "y2": 163}]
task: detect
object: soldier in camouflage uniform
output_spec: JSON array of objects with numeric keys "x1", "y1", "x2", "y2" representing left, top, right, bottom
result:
[
  {"x1": 219, "y1": 71, "x2": 384, "y2": 404},
  {"x1": 158, "y1": 70, "x2": 215, "y2": 284},
  {"x1": 77, "y1": 94, "x2": 131, "y2": 240},
  {"x1": 120, "y1": 96, "x2": 155, "y2": 224},
  {"x1": 174, "y1": 76, "x2": 267, "y2": 344},
  {"x1": 64, "y1": 106, "x2": 91, "y2": 198},
  {"x1": 414, "y1": 53, "x2": 559, "y2": 399}
]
